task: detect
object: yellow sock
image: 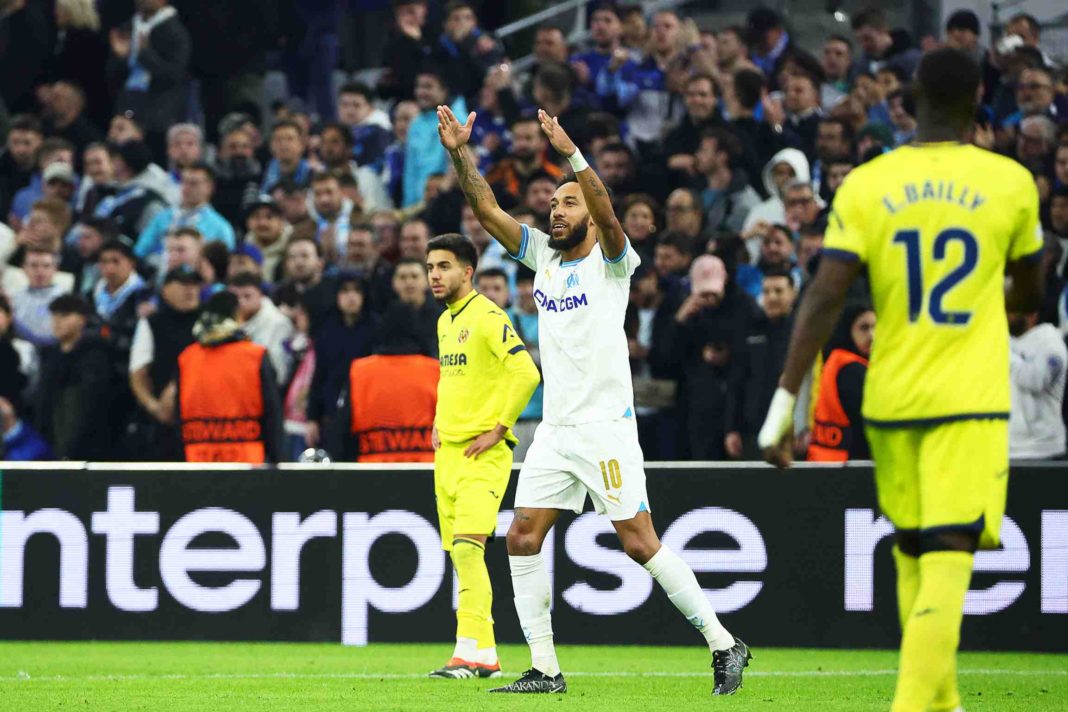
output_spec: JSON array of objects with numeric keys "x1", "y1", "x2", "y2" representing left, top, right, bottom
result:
[
  {"x1": 930, "y1": 657, "x2": 962, "y2": 712},
  {"x1": 891, "y1": 551, "x2": 973, "y2": 712},
  {"x1": 892, "y1": 545, "x2": 920, "y2": 630},
  {"x1": 451, "y1": 538, "x2": 495, "y2": 651}
]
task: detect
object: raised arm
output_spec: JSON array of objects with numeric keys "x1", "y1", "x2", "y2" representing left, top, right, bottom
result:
[
  {"x1": 437, "y1": 105, "x2": 523, "y2": 255},
  {"x1": 537, "y1": 109, "x2": 627, "y2": 260}
]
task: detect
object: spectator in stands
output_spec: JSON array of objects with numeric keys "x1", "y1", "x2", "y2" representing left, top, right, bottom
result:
[
  {"x1": 485, "y1": 117, "x2": 564, "y2": 207},
  {"x1": 944, "y1": 9, "x2": 983, "y2": 64},
  {"x1": 94, "y1": 237, "x2": 146, "y2": 358},
  {"x1": 343, "y1": 222, "x2": 394, "y2": 310},
  {"x1": 390, "y1": 256, "x2": 439, "y2": 356},
  {"x1": 692, "y1": 128, "x2": 760, "y2": 234},
  {"x1": 432, "y1": 0, "x2": 502, "y2": 107},
  {"x1": 571, "y1": 3, "x2": 626, "y2": 92},
  {"x1": 244, "y1": 197, "x2": 289, "y2": 282},
  {"x1": 176, "y1": 290, "x2": 283, "y2": 463},
  {"x1": 743, "y1": 148, "x2": 810, "y2": 235},
  {"x1": 96, "y1": 141, "x2": 173, "y2": 236},
  {"x1": 41, "y1": 81, "x2": 102, "y2": 159},
  {"x1": 308, "y1": 170, "x2": 356, "y2": 263},
  {"x1": 783, "y1": 179, "x2": 821, "y2": 233},
  {"x1": 36, "y1": 293, "x2": 113, "y2": 459},
  {"x1": 274, "y1": 287, "x2": 315, "y2": 460},
  {"x1": 533, "y1": 25, "x2": 569, "y2": 66},
  {"x1": 228, "y1": 243, "x2": 262, "y2": 280},
  {"x1": 282, "y1": 235, "x2": 336, "y2": 333},
  {"x1": 887, "y1": 88, "x2": 917, "y2": 147},
  {"x1": 164, "y1": 123, "x2": 203, "y2": 179},
  {"x1": 107, "y1": 111, "x2": 146, "y2": 144},
  {"x1": 378, "y1": 0, "x2": 431, "y2": 102},
  {"x1": 821, "y1": 34, "x2": 854, "y2": 98},
  {"x1": 9, "y1": 137, "x2": 75, "y2": 230},
  {"x1": 534, "y1": 61, "x2": 591, "y2": 152},
  {"x1": 663, "y1": 188, "x2": 705, "y2": 244},
  {"x1": 272, "y1": 179, "x2": 312, "y2": 225},
  {"x1": 725, "y1": 267, "x2": 796, "y2": 459},
  {"x1": 475, "y1": 267, "x2": 510, "y2": 309},
  {"x1": 778, "y1": 72, "x2": 823, "y2": 162},
  {"x1": 813, "y1": 117, "x2": 854, "y2": 196},
  {"x1": 228, "y1": 272, "x2": 293, "y2": 382},
  {"x1": 136, "y1": 162, "x2": 235, "y2": 264},
  {"x1": 0, "y1": 115, "x2": 44, "y2": 220},
  {"x1": 670, "y1": 254, "x2": 760, "y2": 459},
  {"x1": 162, "y1": 227, "x2": 202, "y2": 278},
  {"x1": 211, "y1": 126, "x2": 262, "y2": 229},
  {"x1": 337, "y1": 312, "x2": 439, "y2": 462},
  {"x1": 850, "y1": 6, "x2": 921, "y2": 79},
  {"x1": 399, "y1": 217, "x2": 431, "y2": 260},
  {"x1": 48, "y1": 0, "x2": 111, "y2": 128},
  {"x1": 808, "y1": 304, "x2": 875, "y2": 461},
  {"x1": 654, "y1": 231, "x2": 694, "y2": 292},
  {"x1": 757, "y1": 224, "x2": 800, "y2": 284},
  {"x1": 1015, "y1": 116, "x2": 1056, "y2": 176},
  {"x1": 594, "y1": 141, "x2": 642, "y2": 196},
  {"x1": 318, "y1": 122, "x2": 392, "y2": 213},
  {"x1": 715, "y1": 25, "x2": 749, "y2": 79},
  {"x1": 0, "y1": 0, "x2": 50, "y2": 114},
  {"x1": 1, "y1": 395, "x2": 52, "y2": 461},
  {"x1": 0, "y1": 294, "x2": 36, "y2": 411},
  {"x1": 128, "y1": 265, "x2": 200, "y2": 460},
  {"x1": 106, "y1": 0, "x2": 192, "y2": 160},
  {"x1": 404, "y1": 70, "x2": 466, "y2": 207},
  {"x1": 726, "y1": 68, "x2": 786, "y2": 193},
  {"x1": 1010, "y1": 307, "x2": 1067, "y2": 459},
  {"x1": 261, "y1": 120, "x2": 311, "y2": 193},
  {"x1": 665, "y1": 74, "x2": 723, "y2": 181},
  {"x1": 76, "y1": 143, "x2": 116, "y2": 217},
  {"x1": 620, "y1": 193, "x2": 659, "y2": 264},
  {"x1": 12, "y1": 247, "x2": 72, "y2": 346},
  {"x1": 337, "y1": 82, "x2": 392, "y2": 173},
  {"x1": 382, "y1": 100, "x2": 418, "y2": 208},
  {"x1": 306, "y1": 272, "x2": 378, "y2": 449},
  {"x1": 746, "y1": 7, "x2": 818, "y2": 91}
]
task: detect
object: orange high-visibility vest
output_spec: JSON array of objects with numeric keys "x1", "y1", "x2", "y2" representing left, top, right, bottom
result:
[
  {"x1": 179, "y1": 340, "x2": 267, "y2": 463},
  {"x1": 349, "y1": 354, "x2": 439, "y2": 462},
  {"x1": 808, "y1": 349, "x2": 869, "y2": 462}
]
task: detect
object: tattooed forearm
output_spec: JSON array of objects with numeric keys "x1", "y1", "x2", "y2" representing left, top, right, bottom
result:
[{"x1": 450, "y1": 145, "x2": 493, "y2": 211}]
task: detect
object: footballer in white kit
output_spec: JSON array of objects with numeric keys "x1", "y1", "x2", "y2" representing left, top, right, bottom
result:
[{"x1": 437, "y1": 104, "x2": 750, "y2": 697}]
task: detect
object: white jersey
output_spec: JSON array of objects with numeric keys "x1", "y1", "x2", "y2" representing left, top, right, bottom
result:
[{"x1": 512, "y1": 224, "x2": 641, "y2": 425}]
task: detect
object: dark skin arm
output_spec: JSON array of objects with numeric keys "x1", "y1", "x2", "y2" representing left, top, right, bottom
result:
[
  {"x1": 764, "y1": 256, "x2": 863, "y2": 467},
  {"x1": 1005, "y1": 256, "x2": 1044, "y2": 314},
  {"x1": 437, "y1": 106, "x2": 523, "y2": 255},
  {"x1": 536, "y1": 109, "x2": 628, "y2": 260}
]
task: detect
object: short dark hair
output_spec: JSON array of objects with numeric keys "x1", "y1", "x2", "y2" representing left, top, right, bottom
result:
[
  {"x1": 733, "y1": 68, "x2": 765, "y2": 111},
  {"x1": 98, "y1": 238, "x2": 135, "y2": 261},
  {"x1": 476, "y1": 267, "x2": 508, "y2": 284},
  {"x1": 820, "y1": 116, "x2": 855, "y2": 143},
  {"x1": 762, "y1": 266, "x2": 795, "y2": 283},
  {"x1": 657, "y1": 231, "x2": 694, "y2": 255},
  {"x1": 109, "y1": 140, "x2": 153, "y2": 175},
  {"x1": 338, "y1": 81, "x2": 376, "y2": 102},
  {"x1": 38, "y1": 137, "x2": 75, "y2": 164},
  {"x1": 170, "y1": 226, "x2": 203, "y2": 241},
  {"x1": 271, "y1": 119, "x2": 304, "y2": 138},
  {"x1": 915, "y1": 47, "x2": 981, "y2": 130},
  {"x1": 427, "y1": 232, "x2": 478, "y2": 269},
  {"x1": 510, "y1": 115, "x2": 541, "y2": 132},
  {"x1": 1008, "y1": 12, "x2": 1040, "y2": 37},
  {"x1": 320, "y1": 120, "x2": 355, "y2": 147},
  {"x1": 182, "y1": 161, "x2": 215, "y2": 182},
  {"x1": 825, "y1": 33, "x2": 853, "y2": 51},
  {"x1": 416, "y1": 67, "x2": 450, "y2": 93},
  {"x1": 515, "y1": 265, "x2": 536, "y2": 284},
  {"x1": 311, "y1": 170, "x2": 340, "y2": 186},
  {"x1": 227, "y1": 271, "x2": 263, "y2": 290},
  {"x1": 9, "y1": 113, "x2": 43, "y2": 135},
  {"x1": 888, "y1": 87, "x2": 916, "y2": 117},
  {"x1": 80, "y1": 217, "x2": 119, "y2": 241},
  {"x1": 851, "y1": 7, "x2": 888, "y2": 31},
  {"x1": 597, "y1": 141, "x2": 633, "y2": 160},
  {"x1": 48, "y1": 293, "x2": 91, "y2": 316},
  {"x1": 533, "y1": 61, "x2": 574, "y2": 100},
  {"x1": 395, "y1": 255, "x2": 427, "y2": 270},
  {"x1": 286, "y1": 234, "x2": 323, "y2": 258},
  {"x1": 946, "y1": 9, "x2": 980, "y2": 35},
  {"x1": 700, "y1": 127, "x2": 741, "y2": 166},
  {"x1": 536, "y1": 23, "x2": 566, "y2": 38},
  {"x1": 719, "y1": 24, "x2": 746, "y2": 41},
  {"x1": 586, "y1": 112, "x2": 621, "y2": 140},
  {"x1": 445, "y1": 0, "x2": 475, "y2": 18},
  {"x1": 590, "y1": 1, "x2": 621, "y2": 21},
  {"x1": 350, "y1": 221, "x2": 375, "y2": 234}
]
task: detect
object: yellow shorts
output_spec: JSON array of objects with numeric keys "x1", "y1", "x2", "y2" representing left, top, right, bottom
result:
[
  {"x1": 866, "y1": 418, "x2": 1009, "y2": 550},
  {"x1": 434, "y1": 439, "x2": 514, "y2": 551}
]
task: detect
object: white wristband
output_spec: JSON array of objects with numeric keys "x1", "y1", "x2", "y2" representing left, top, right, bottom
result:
[
  {"x1": 567, "y1": 149, "x2": 589, "y2": 173},
  {"x1": 757, "y1": 386, "x2": 798, "y2": 450}
]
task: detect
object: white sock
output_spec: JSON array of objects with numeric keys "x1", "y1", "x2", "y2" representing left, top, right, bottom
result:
[
  {"x1": 452, "y1": 636, "x2": 477, "y2": 662},
  {"x1": 473, "y1": 646, "x2": 498, "y2": 665},
  {"x1": 643, "y1": 545, "x2": 735, "y2": 652},
  {"x1": 509, "y1": 554, "x2": 560, "y2": 676}
]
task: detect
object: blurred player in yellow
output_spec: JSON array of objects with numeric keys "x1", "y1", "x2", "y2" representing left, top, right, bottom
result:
[
  {"x1": 426, "y1": 233, "x2": 540, "y2": 679},
  {"x1": 759, "y1": 48, "x2": 1043, "y2": 712}
]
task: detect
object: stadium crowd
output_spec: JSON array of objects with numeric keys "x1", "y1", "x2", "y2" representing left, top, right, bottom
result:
[{"x1": 0, "y1": 0, "x2": 1067, "y2": 463}]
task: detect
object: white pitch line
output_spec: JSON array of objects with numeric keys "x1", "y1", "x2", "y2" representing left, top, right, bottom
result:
[{"x1": 2, "y1": 669, "x2": 1066, "y2": 683}]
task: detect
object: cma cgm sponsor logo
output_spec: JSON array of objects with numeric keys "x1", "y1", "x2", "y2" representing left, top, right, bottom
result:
[
  {"x1": 0, "y1": 490, "x2": 766, "y2": 644},
  {"x1": 844, "y1": 509, "x2": 1068, "y2": 615},
  {"x1": 533, "y1": 290, "x2": 588, "y2": 313}
]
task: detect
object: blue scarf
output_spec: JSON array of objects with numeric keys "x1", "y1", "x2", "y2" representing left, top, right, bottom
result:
[
  {"x1": 261, "y1": 159, "x2": 311, "y2": 193},
  {"x1": 95, "y1": 272, "x2": 146, "y2": 319},
  {"x1": 125, "y1": 7, "x2": 177, "y2": 92}
]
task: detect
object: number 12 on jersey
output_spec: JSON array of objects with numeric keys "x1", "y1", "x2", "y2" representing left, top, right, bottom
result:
[{"x1": 893, "y1": 227, "x2": 979, "y2": 326}]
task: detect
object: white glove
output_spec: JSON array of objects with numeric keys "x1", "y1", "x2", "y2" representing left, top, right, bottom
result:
[{"x1": 757, "y1": 387, "x2": 797, "y2": 451}]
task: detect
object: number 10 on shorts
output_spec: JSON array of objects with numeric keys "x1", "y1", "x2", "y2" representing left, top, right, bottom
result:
[{"x1": 599, "y1": 459, "x2": 622, "y2": 491}]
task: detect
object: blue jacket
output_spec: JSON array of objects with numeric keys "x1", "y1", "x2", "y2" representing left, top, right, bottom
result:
[
  {"x1": 3, "y1": 420, "x2": 54, "y2": 461},
  {"x1": 403, "y1": 95, "x2": 467, "y2": 207},
  {"x1": 135, "y1": 204, "x2": 236, "y2": 258}
]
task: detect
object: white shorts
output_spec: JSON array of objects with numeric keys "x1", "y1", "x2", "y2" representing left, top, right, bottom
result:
[{"x1": 515, "y1": 418, "x2": 650, "y2": 521}]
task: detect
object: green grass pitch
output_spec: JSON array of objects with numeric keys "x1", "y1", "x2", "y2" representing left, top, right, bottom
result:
[{"x1": 1, "y1": 642, "x2": 1065, "y2": 711}]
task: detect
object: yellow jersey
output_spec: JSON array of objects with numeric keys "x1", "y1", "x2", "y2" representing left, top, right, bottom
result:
[
  {"x1": 435, "y1": 290, "x2": 541, "y2": 445},
  {"x1": 823, "y1": 142, "x2": 1043, "y2": 425}
]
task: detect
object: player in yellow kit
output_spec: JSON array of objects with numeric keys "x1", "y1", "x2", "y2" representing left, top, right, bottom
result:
[
  {"x1": 758, "y1": 48, "x2": 1044, "y2": 711},
  {"x1": 425, "y1": 233, "x2": 541, "y2": 680}
]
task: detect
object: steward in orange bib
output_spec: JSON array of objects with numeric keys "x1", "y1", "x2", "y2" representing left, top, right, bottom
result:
[
  {"x1": 808, "y1": 305, "x2": 875, "y2": 462},
  {"x1": 177, "y1": 291, "x2": 284, "y2": 463},
  {"x1": 337, "y1": 303, "x2": 440, "y2": 462}
]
